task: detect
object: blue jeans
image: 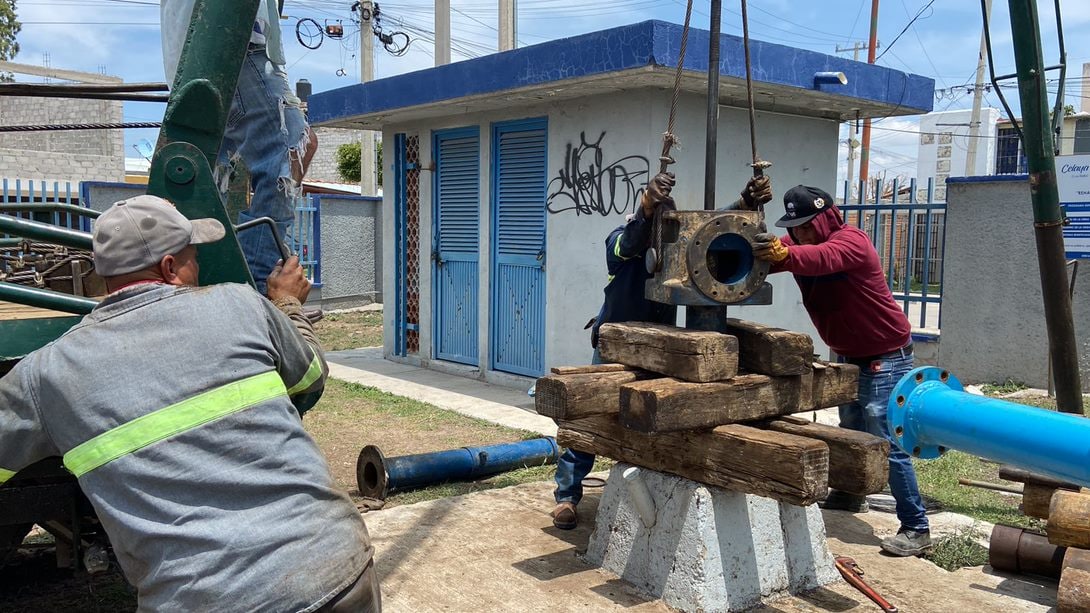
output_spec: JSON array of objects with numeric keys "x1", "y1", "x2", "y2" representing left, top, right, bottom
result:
[
  {"x1": 554, "y1": 349, "x2": 600, "y2": 504},
  {"x1": 839, "y1": 352, "x2": 929, "y2": 532},
  {"x1": 221, "y1": 45, "x2": 310, "y2": 294}
]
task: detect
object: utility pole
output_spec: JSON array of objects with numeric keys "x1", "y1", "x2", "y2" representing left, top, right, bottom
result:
[
  {"x1": 837, "y1": 43, "x2": 867, "y2": 201},
  {"x1": 359, "y1": 1, "x2": 377, "y2": 195},
  {"x1": 859, "y1": 0, "x2": 880, "y2": 188},
  {"x1": 1082, "y1": 62, "x2": 1090, "y2": 113},
  {"x1": 965, "y1": 0, "x2": 993, "y2": 176},
  {"x1": 435, "y1": 0, "x2": 451, "y2": 65},
  {"x1": 1006, "y1": 0, "x2": 1084, "y2": 413},
  {"x1": 499, "y1": 0, "x2": 516, "y2": 51}
]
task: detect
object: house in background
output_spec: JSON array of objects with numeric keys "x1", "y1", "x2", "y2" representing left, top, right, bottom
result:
[
  {"x1": 309, "y1": 20, "x2": 934, "y2": 384},
  {"x1": 0, "y1": 63, "x2": 125, "y2": 184},
  {"x1": 994, "y1": 111, "x2": 1090, "y2": 175}
]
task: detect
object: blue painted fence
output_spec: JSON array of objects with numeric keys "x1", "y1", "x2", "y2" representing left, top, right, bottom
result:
[
  {"x1": 840, "y1": 178, "x2": 946, "y2": 330},
  {"x1": 4, "y1": 178, "x2": 321, "y2": 285},
  {"x1": 292, "y1": 193, "x2": 321, "y2": 286},
  {"x1": 1, "y1": 179, "x2": 88, "y2": 232}
]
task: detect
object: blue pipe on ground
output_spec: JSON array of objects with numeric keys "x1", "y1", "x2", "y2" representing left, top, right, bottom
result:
[
  {"x1": 356, "y1": 437, "x2": 560, "y2": 500},
  {"x1": 888, "y1": 366, "x2": 1090, "y2": 488}
]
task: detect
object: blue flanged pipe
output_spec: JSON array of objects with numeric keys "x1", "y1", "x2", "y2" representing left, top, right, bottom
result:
[
  {"x1": 356, "y1": 437, "x2": 560, "y2": 499},
  {"x1": 889, "y1": 366, "x2": 1090, "y2": 488}
]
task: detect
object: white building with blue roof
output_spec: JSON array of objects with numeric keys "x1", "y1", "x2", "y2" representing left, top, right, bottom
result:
[{"x1": 309, "y1": 20, "x2": 934, "y2": 383}]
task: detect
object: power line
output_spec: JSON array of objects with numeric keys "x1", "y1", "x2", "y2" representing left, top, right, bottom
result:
[
  {"x1": 746, "y1": 0, "x2": 854, "y2": 41},
  {"x1": 900, "y1": 0, "x2": 946, "y2": 90},
  {"x1": 874, "y1": 0, "x2": 936, "y2": 62},
  {"x1": 870, "y1": 124, "x2": 1078, "y2": 140},
  {"x1": 847, "y1": 0, "x2": 867, "y2": 41}
]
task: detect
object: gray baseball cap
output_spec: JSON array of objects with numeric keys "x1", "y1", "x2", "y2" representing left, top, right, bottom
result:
[{"x1": 92, "y1": 195, "x2": 225, "y2": 277}]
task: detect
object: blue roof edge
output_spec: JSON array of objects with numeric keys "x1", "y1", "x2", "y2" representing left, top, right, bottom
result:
[{"x1": 310, "y1": 20, "x2": 933, "y2": 125}]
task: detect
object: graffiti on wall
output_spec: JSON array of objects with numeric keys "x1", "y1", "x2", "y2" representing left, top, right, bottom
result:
[{"x1": 546, "y1": 131, "x2": 649, "y2": 216}]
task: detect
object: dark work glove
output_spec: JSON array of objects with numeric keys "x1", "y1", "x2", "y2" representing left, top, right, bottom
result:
[
  {"x1": 641, "y1": 172, "x2": 676, "y2": 217},
  {"x1": 740, "y1": 175, "x2": 773, "y2": 210}
]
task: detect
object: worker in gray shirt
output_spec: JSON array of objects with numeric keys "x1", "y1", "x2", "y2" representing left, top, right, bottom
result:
[{"x1": 0, "y1": 195, "x2": 378, "y2": 612}]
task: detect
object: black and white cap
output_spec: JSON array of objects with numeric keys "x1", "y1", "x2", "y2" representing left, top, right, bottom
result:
[{"x1": 776, "y1": 185, "x2": 835, "y2": 228}]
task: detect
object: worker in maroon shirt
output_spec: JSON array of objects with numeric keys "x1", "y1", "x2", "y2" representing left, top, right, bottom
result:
[{"x1": 752, "y1": 185, "x2": 930, "y2": 557}]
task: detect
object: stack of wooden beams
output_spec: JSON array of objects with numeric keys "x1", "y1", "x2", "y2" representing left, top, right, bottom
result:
[
  {"x1": 535, "y1": 320, "x2": 891, "y2": 507},
  {"x1": 995, "y1": 466, "x2": 1090, "y2": 612}
]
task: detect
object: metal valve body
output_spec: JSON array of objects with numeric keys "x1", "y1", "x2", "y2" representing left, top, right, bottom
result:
[{"x1": 645, "y1": 209, "x2": 772, "y2": 306}]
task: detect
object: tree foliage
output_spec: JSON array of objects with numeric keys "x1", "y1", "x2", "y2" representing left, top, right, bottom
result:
[
  {"x1": 335, "y1": 140, "x2": 382, "y2": 186},
  {"x1": 0, "y1": 1, "x2": 21, "y2": 82}
]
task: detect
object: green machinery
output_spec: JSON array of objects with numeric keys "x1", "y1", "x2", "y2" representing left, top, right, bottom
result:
[{"x1": 0, "y1": 0, "x2": 262, "y2": 569}]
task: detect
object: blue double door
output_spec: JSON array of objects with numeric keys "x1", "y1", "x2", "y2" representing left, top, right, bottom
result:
[{"x1": 431, "y1": 119, "x2": 548, "y2": 375}]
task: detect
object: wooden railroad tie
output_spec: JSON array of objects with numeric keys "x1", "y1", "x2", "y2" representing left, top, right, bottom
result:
[{"x1": 540, "y1": 319, "x2": 890, "y2": 507}]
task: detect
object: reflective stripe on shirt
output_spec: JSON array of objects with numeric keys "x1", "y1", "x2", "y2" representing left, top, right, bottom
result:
[
  {"x1": 613, "y1": 234, "x2": 627, "y2": 259},
  {"x1": 287, "y1": 354, "x2": 323, "y2": 396},
  {"x1": 63, "y1": 371, "x2": 287, "y2": 477}
]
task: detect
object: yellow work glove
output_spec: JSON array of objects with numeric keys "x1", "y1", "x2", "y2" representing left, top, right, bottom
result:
[{"x1": 753, "y1": 232, "x2": 789, "y2": 263}]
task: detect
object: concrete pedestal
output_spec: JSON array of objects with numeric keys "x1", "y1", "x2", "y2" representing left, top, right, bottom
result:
[{"x1": 585, "y1": 463, "x2": 839, "y2": 612}]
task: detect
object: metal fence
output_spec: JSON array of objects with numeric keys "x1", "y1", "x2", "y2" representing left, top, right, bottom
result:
[
  {"x1": 840, "y1": 178, "x2": 946, "y2": 330},
  {"x1": 293, "y1": 193, "x2": 321, "y2": 286},
  {"x1": 2, "y1": 178, "x2": 322, "y2": 286},
  {"x1": 1, "y1": 179, "x2": 89, "y2": 232}
]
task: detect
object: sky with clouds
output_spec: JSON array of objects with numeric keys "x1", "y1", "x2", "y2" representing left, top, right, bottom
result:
[{"x1": 9, "y1": 0, "x2": 1090, "y2": 185}]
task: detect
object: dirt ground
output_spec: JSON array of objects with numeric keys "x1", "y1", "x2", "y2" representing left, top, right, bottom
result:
[{"x1": 365, "y1": 481, "x2": 1058, "y2": 613}]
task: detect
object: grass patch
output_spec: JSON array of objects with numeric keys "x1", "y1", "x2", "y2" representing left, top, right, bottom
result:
[
  {"x1": 924, "y1": 525, "x2": 990, "y2": 571},
  {"x1": 913, "y1": 450, "x2": 1042, "y2": 530},
  {"x1": 313, "y1": 311, "x2": 383, "y2": 351},
  {"x1": 980, "y1": 379, "x2": 1028, "y2": 395},
  {"x1": 305, "y1": 379, "x2": 570, "y2": 507}
]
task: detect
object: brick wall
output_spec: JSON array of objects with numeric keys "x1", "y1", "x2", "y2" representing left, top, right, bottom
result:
[
  {"x1": 0, "y1": 95, "x2": 126, "y2": 183},
  {"x1": 308, "y1": 126, "x2": 363, "y2": 184}
]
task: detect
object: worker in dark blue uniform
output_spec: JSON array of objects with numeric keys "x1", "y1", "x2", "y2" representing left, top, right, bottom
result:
[{"x1": 551, "y1": 171, "x2": 773, "y2": 529}]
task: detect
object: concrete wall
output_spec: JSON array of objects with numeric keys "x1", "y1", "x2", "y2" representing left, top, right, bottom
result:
[
  {"x1": 0, "y1": 96, "x2": 125, "y2": 183},
  {"x1": 82, "y1": 181, "x2": 144, "y2": 211},
  {"x1": 381, "y1": 88, "x2": 841, "y2": 378},
  {"x1": 309, "y1": 127, "x2": 364, "y2": 184},
  {"x1": 316, "y1": 195, "x2": 382, "y2": 308},
  {"x1": 942, "y1": 177, "x2": 1090, "y2": 389}
]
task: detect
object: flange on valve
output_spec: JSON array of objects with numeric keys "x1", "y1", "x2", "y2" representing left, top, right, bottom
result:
[{"x1": 644, "y1": 209, "x2": 772, "y2": 306}]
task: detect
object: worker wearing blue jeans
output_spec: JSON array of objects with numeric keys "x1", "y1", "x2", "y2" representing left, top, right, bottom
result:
[
  {"x1": 838, "y1": 350, "x2": 930, "y2": 553},
  {"x1": 161, "y1": 0, "x2": 316, "y2": 294},
  {"x1": 551, "y1": 351, "x2": 602, "y2": 521},
  {"x1": 753, "y1": 185, "x2": 930, "y2": 556},
  {"x1": 551, "y1": 172, "x2": 773, "y2": 530}
]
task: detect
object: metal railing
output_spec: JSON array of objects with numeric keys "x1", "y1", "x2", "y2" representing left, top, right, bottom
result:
[
  {"x1": 840, "y1": 178, "x2": 946, "y2": 331},
  {"x1": 293, "y1": 193, "x2": 321, "y2": 286},
  {"x1": 1, "y1": 179, "x2": 90, "y2": 232},
  {"x1": 2, "y1": 178, "x2": 322, "y2": 286}
]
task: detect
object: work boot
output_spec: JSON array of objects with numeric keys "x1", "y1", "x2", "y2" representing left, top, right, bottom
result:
[
  {"x1": 881, "y1": 529, "x2": 932, "y2": 557},
  {"x1": 552, "y1": 502, "x2": 578, "y2": 530},
  {"x1": 819, "y1": 490, "x2": 869, "y2": 513}
]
